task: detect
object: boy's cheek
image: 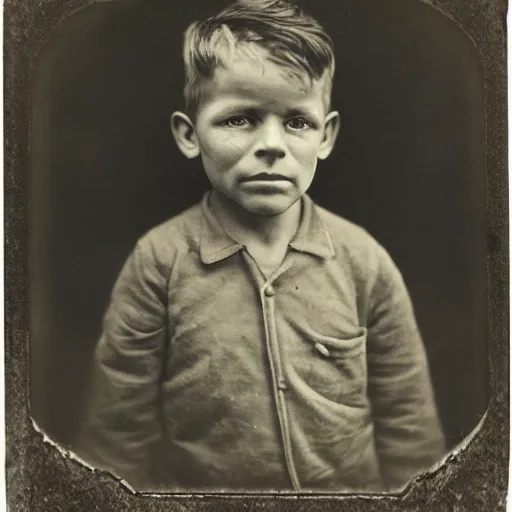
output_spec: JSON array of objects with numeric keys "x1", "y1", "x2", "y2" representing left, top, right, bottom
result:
[
  {"x1": 220, "y1": 133, "x2": 250, "y2": 154},
  {"x1": 202, "y1": 134, "x2": 248, "y2": 161},
  {"x1": 289, "y1": 146, "x2": 320, "y2": 169},
  {"x1": 288, "y1": 136, "x2": 323, "y2": 157}
]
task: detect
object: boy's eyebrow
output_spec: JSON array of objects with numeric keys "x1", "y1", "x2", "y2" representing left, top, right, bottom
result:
[
  {"x1": 212, "y1": 102, "x2": 322, "y2": 120},
  {"x1": 210, "y1": 105, "x2": 261, "y2": 121},
  {"x1": 283, "y1": 108, "x2": 321, "y2": 120}
]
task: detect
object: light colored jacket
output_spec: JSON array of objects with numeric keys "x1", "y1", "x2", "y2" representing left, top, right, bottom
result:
[{"x1": 78, "y1": 193, "x2": 445, "y2": 492}]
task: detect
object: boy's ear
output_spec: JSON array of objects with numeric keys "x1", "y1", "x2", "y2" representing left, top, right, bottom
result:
[
  {"x1": 317, "y1": 111, "x2": 340, "y2": 160},
  {"x1": 170, "y1": 111, "x2": 200, "y2": 159}
]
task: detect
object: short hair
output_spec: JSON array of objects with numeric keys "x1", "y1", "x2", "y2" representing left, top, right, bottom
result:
[{"x1": 182, "y1": 0, "x2": 336, "y2": 117}]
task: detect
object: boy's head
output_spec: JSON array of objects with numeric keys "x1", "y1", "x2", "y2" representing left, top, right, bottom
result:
[
  {"x1": 182, "y1": 0, "x2": 335, "y2": 118},
  {"x1": 171, "y1": 0, "x2": 340, "y2": 218}
]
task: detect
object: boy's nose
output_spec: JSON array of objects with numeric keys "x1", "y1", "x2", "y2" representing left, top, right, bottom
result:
[{"x1": 254, "y1": 119, "x2": 286, "y2": 164}]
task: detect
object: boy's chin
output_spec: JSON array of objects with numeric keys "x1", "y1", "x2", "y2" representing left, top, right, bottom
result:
[{"x1": 239, "y1": 196, "x2": 301, "y2": 217}]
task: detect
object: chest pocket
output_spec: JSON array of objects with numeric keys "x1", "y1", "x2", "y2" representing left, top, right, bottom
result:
[{"x1": 294, "y1": 327, "x2": 368, "y2": 405}]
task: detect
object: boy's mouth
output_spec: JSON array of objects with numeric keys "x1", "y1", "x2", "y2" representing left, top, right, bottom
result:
[{"x1": 240, "y1": 173, "x2": 292, "y2": 182}]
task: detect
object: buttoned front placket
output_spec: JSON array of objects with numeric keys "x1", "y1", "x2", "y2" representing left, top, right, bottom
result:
[{"x1": 242, "y1": 251, "x2": 301, "y2": 491}]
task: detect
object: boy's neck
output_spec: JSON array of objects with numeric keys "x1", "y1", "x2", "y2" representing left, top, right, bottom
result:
[{"x1": 209, "y1": 190, "x2": 302, "y2": 250}]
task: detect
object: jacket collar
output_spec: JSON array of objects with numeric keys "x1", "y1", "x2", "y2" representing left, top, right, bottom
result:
[{"x1": 199, "y1": 192, "x2": 335, "y2": 264}]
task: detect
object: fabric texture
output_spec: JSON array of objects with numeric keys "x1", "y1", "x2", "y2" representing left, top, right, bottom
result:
[{"x1": 77, "y1": 193, "x2": 446, "y2": 492}]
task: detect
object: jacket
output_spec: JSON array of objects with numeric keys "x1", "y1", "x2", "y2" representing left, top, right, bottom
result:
[{"x1": 78, "y1": 193, "x2": 446, "y2": 492}]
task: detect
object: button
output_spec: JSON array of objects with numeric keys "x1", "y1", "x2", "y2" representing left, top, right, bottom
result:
[
  {"x1": 315, "y1": 343, "x2": 331, "y2": 357},
  {"x1": 277, "y1": 378, "x2": 288, "y2": 390},
  {"x1": 264, "y1": 285, "x2": 275, "y2": 297}
]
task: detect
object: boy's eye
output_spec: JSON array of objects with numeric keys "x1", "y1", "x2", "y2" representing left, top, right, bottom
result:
[
  {"x1": 225, "y1": 116, "x2": 254, "y2": 128},
  {"x1": 286, "y1": 117, "x2": 314, "y2": 131}
]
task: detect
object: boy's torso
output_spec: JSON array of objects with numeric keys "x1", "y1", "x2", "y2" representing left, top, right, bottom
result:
[{"x1": 136, "y1": 193, "x2": 385, "y2": 491}]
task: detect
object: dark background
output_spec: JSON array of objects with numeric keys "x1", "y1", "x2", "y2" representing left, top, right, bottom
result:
[{"x1": 30, "y1": 0, "x2": 488, "y2": 454}]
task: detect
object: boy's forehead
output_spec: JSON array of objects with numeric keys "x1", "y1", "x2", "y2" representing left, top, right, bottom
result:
[
  {"x1": 216, "y1": 43, "x2": 303, "y2": 84},
  {"x1": 202, "y1": 55, "x2": 331, "y2": 113}
]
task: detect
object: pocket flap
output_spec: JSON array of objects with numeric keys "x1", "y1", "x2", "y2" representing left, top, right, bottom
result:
[{"x1": 310, "y1": 328, "x2": 367, "y2": 359}]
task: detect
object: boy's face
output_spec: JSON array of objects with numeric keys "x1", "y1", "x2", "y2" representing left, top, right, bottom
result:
[{"x1": 172, "y1": 50, "x2": 339, "y2": 217}]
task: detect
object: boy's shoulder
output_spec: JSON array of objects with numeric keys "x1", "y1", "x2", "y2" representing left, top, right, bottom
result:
[
  {"x1": 312, "y1": 201, "x2": 397, "y2": 283},
  {"x1": 135, "y1": 199, "x2": 204, "y2": 260},
  {"x1": 314, "y1": 202, "x2": 383, "y2": 256},
  {"x1": 148, "y1": 200, "x2": 204, "y2": 238}
]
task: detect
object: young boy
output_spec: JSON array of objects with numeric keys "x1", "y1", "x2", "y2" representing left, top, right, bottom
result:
[{"x1": 78, "y1": 0, "x2": 446, "y2": 493}]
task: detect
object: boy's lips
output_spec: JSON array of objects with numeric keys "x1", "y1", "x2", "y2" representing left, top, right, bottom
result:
[{"x1": 239, "y1": 173, "x2": 293, "y2": 183}]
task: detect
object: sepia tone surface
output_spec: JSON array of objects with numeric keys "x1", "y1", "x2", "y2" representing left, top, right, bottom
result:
[{"x1": 5, "y1": 0, "x2": 508, "y2": 509}]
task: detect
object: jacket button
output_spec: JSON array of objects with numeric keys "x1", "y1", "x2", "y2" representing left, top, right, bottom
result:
[
  {"x1": 264, "y1": 285, "x2": 275, "y2": 297},
  {"x1": 315, "y1": 343, "x2": 331, "y2": 357},
  {"x1": 277, "y1": 378, "x2": 288, "y2": 390}
]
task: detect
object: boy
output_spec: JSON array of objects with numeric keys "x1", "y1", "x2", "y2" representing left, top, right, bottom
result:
[{"x1": 78, "y1": 0, "x2": 446, "y2": 493}]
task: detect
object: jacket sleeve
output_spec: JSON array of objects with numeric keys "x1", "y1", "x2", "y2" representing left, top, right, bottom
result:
[
  {"x1": 365, "y1": 245, "x2": 446, "y2": 491},
  {"x1": 77, "y1": 237, "x2": 169, "y2": 491}
]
